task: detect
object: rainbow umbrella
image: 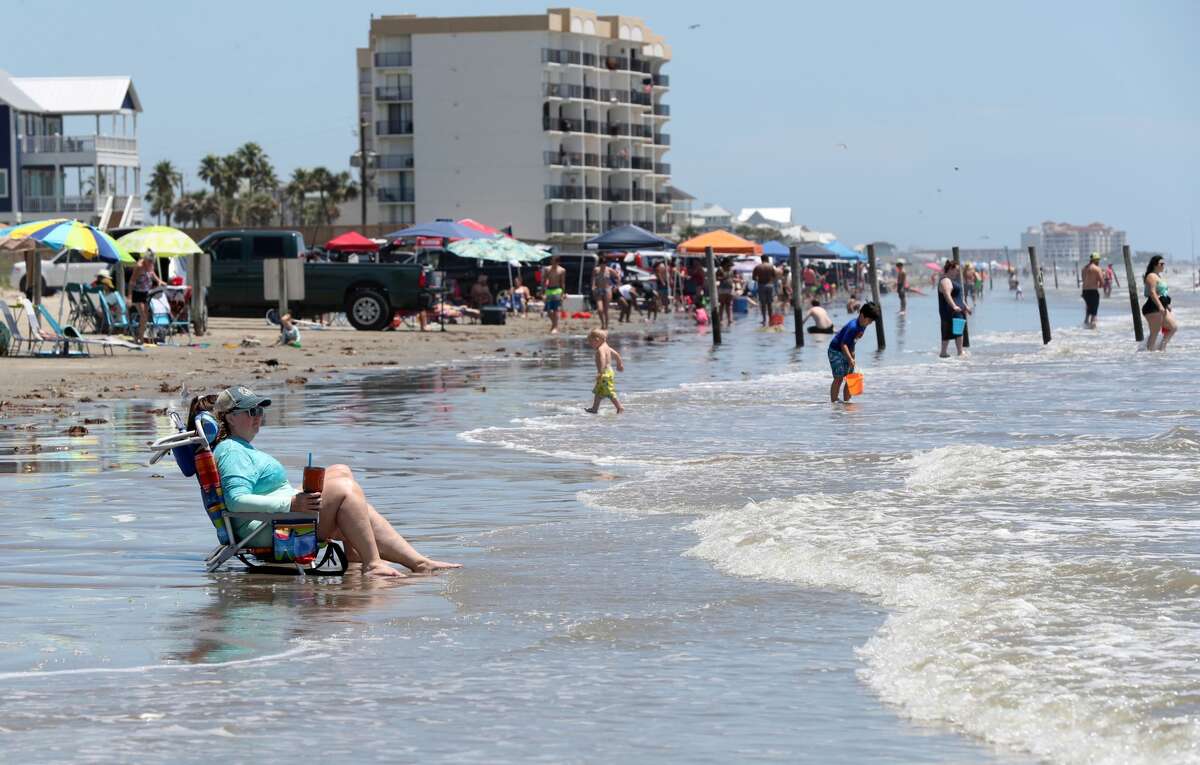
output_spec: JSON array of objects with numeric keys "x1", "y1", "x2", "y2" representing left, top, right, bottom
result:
[
  {"x1": 0, "y1": 218, "x2": 134, "y2": 321},
  {"x1": 0, "y1": 218, "x2": 133, "y2": 263}
]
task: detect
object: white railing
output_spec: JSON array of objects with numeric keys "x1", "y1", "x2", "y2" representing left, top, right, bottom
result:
[
  {"x1": 19, "y1": 134, "x2": 138, "y2": 154},
  {"x1": 22, "y1": 196, "x2": 96, "y2": 213}
]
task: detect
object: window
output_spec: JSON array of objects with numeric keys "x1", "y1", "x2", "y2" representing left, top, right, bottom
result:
[
  {"x1": 0, "y1": 169, "x2": 7, "y2": 198},
  {"x1": 250, "y1": 236, "x2": 285, "y2": 259},
  {"x1": 212, "y1": 238, "x2": 243, "y2": 261}
]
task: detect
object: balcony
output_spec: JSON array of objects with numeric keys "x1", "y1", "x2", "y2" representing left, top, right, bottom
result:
[
  {"x1": 545, "y1": 217, "x2": 588, "y2": 234},
  {"x1": 544, "y1": 83, "x2": 583, "y2": 99},
  {"x1": 653, "y1": 133, "x2": 670, "y2": 146},
  {"x1": 630, "y1": 157, "x2": 654, "y2": 171},
  {"x1": 602, "y1": 56, "x2": 628, "y2": 72},
  {"x1": 378, "y1": 187, "x2": 415, "y2": 203},
  {"x1": 629, "y1": 91, "x2": 652, "y2": 106},
  {"x1": 376, "y1": 120, "x2": 414, "y2": 135},
  {"x1": 376, "y1": 86, "x2": 413, "y2": 101},
  {"x1": 543, "y1": 116, "x2": 582, "y2": 133},
  {"x1": 653, "y1": 74, "x2": 670, "y2": 87},
  {"x1": 20, "y1": 134, "x2": 138, "y2": 155},
  {"x1": 654, "y1": 162, "x2": 671, "y2": 175},
  {"x1": 22, "y1": 195, "x2": 97, "y2": 213},
  {"x1": 632, "y1": 190, "x2": 654, "y2": 203},
  {"x1": 653, "y1": 104, "x2": 671, "y2": 117},
  {"x1": 603, "y1": 189, "x2": 631, "y2": 202},
  {"x1": 544, "y1": 150, "x2": 585, "y2": 167},
  {"x1": 545, "y1": 185, "x2": 586, "y2": 201},
  {"x1": 375, "y1": 51, "x2": 412, "y2": 67},
  {"x1": 655, "y1": 193, "x2": 672, "y2": 205},
  {"x1": 377, "y1": 154, "x2": 415, "y2": 169}
]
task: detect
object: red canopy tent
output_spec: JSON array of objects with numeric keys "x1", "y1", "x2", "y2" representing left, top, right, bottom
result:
[{"x1": 325, "y1": 231, "x2": 380, "y2": 253}]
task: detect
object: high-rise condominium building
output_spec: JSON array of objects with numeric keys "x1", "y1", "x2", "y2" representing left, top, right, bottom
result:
[
  {"x1": 1020, "y1": 221, "x2": 1127, "y2": 262},
  {"x1": 356, "y1": 8, "x2": 672, "y2": 241}
]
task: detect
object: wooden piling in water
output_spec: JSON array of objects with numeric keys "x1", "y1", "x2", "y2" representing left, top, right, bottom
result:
[
  {"x1": 952, "y1": 246, "x2": 969, "y2": 348},
  {"x1": 1122, "y1": 244, "x2": 1144, "y2": 342},
  {"x1": 867, "y1": 244, "x2": 885, "y2": 350},
  {"x1": 1028, "y1": 246, "x2": 1052, "y2": 344},
  {"x1": 706, "y1": 246, "x2": 721, "y2": 346},
  {"x1": 790, "y1": 245, "x2": 803, "y2": 347}
]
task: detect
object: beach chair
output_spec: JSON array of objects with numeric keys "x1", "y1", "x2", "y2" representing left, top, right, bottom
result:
[
  {"x1": 81, "y1": 287, "x2": 110, "y2": 333},
  {"x1": 64, "y1": 283, "x2": 88, "y2": 326},
  {"x1": 25, "y1": 300, "x2": 91, "y2": 357},
  {"x1": 148, "y1": 414, "x2": 348, "y2": 576},
  {"x1": 102, "y1": 292, "x2": 133, "y2": 335},
  {"x1": 148, "y1": 289, "x2": 192, "y2": 344},
  {"x1": 34, "y1": 302, "x2": 141, "y2": 355},
  {"x1": 0, "y1": 301, "x2": 55, "y2": 356}
]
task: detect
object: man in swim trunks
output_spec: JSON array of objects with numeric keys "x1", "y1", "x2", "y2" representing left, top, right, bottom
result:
[
  {"x1": 1081, "y1": 252, "x2": 1103, "y2": 329},
  {"x1": 752, "y1": 255, "x2": 778, "y2": 326},
  {"x1": 801, "y1": 299, "x2": 835, "y2": 334},
  {"x1": 654, "y1": 259, "x2": 670, "y2": 312},
  {"x1": 543, "y1": 255, "x2": 566, "y2": 334}
]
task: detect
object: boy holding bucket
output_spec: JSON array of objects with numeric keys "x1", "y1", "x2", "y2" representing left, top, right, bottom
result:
[{"x1": 828, "y1": 302, "x2": 880, "y2": 403}]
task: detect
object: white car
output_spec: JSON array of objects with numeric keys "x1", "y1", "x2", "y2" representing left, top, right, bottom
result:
[{"x1": 10, "y1": 250, "x2": 111, "y2": 295}]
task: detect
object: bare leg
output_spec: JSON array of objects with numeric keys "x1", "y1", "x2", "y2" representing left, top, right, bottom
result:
[
  {"x1": 939, "y1": 339, "x2": 951, "y2": 358},
  {"x1": 955, "y1": 336, "x2": 965, "y2": 356},
  {"x1": 585, "y1": 395, "x2": 601, "y2": 413},
  {"x1": 324, "y1": 465, "x2": 459, "y2": 572},
  {"x1": 609, "y1": 395, "x2": 624, "y2": 414},
  {"x1": 1146, "y1": 313, "x2": 1162, "y2": 350},
  {"x1": 1160, "y1": 312, "x2": 1177, "y2": 350},
  {"x1": 319, "y1": 466, "x2": 400, "y2": 577},
  {"x1": 830, "y1": 377, "x2": 843, "y2": 403}
]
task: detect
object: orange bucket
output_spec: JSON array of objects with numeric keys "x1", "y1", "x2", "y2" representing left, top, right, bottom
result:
[{"x1": 844, "y1": 372, "x2": 864, "y2": 396}]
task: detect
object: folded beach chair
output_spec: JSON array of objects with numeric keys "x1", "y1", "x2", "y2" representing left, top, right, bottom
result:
[
  {"x1": 0, "y1": 301, "x2": 55, "y2": 357},
  {"x1": 24, "y1": 300, "x2": 90, "y2": 357},
  {"x1": 64, "y1": 283, "x2": 88, "y2": 326},
  {"x1": 148, "y1": 290, "x2": 191, "y2": 344},
  {"x1": 148, "y1": 414, "x2": 347, "y2": 576}
]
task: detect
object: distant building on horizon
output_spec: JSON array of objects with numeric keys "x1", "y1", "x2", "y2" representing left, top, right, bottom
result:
[
  {"x1": 736, "y1": 207, "x2": 792, "y2": 230},
  {"x1": 356, "y1": 8, "x2": 673, "y2": 242},
  {"x1": 1021, "y1": 221, "x2": 1127, "y2": 263},
  {"x1": 0, "y1": 69, "x2": 143, "y2": 227}
]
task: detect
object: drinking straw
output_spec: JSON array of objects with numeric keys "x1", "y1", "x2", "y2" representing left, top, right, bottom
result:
[{"x1": 307, "y1": 452, "x2": 312, "y2": 468}]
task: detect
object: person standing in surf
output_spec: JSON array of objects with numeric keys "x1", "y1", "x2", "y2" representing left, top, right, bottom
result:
[
  {"x1": 752, "y1": 255, "x2": 778, "y2": 326},
  {"x1": 895, "y1": 260, "x2": 909, "y2": 315},
  {"x1": 828, "y1": 302, "x2": 878, "y2": 403},
  {"x1": 938, "y1": 260, "x2": 971, "y2": 357},
  {"x1": 1081, "y1": 252, "x2": 1103, "y2": 329},
  {"x1": 543, "y1": 255, "x2": 567, "y2": 334},
  {"x1": 1142, "y1": 255, "x2": 1177, "y2": 351},
  {"x1": 585, "y1": 328, "x2": 625, "y2": 414}
]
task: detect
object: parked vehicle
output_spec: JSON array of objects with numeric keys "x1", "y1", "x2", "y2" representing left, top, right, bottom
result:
[
  {"x1": 11, "y1": 250, "x2": 111, "y2": 296},
  {"x1": 198, "y1": 230, "x2": 431, "y2": 331}
]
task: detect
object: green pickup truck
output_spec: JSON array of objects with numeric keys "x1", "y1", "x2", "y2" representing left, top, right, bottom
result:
[{"x1": 198, "y1": 230, "x2": 429, "y2": 330}]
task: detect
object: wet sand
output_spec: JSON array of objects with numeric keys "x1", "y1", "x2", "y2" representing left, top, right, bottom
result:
[{"x1": 0, "y1": 286, "x2": 652, "y2": 407}]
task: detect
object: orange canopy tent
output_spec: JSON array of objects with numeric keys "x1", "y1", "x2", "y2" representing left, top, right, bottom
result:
[{"x1": 677, "y1": 230, "x2": 763, "y2": 255}]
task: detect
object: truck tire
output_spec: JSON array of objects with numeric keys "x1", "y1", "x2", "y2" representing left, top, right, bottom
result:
[{"x1": 345, "y1": 288, "x2": 391, "y2": 331}]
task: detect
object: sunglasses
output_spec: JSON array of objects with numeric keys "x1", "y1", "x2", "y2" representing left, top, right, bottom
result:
[{"x1": 234, "y1": 406, "x2": 265, "y2": 417}]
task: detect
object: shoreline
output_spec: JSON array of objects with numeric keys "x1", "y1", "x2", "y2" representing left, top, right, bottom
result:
[{"x1": 1, "y1": 286, "x2": 668, "y2": 410}]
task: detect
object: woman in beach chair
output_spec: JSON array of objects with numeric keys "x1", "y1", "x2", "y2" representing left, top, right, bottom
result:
[{"x1": 203, "y1": 386, "x2": 461, "y2": 578}]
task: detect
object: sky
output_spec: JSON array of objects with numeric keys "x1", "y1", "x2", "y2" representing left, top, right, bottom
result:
[{"x1": 3, "y1": 0, "x2": 1197, "y2": 255}]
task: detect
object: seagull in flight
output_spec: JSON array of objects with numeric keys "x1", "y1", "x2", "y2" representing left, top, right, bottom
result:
[{"x1": 688, "y1": 23, "x2": 701, "y2": 29}]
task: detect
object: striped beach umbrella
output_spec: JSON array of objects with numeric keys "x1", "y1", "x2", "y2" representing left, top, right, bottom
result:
[
  {"x1": 0, "y1": 218, "x2": 134, "y2": 263},
  {"x1": 116, "y1": 226, "x2": 202, "y2": 259}
]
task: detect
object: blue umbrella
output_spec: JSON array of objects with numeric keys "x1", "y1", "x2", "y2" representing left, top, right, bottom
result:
[
  {"x1": 585, "y1": 224, "x2": 675, "y2": 252},
  {"x1": 385, "y1": 219, "x2": 485, "y2": 242}
]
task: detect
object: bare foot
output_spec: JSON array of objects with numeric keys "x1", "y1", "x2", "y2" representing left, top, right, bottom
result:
[
  {"x1": 584, "y1": 407, "x2": 599, "y2": 414},
  {"x1": 362, "y1": 561, "x2": 404, "y2": 577},
  {"x1": 615, "y1": 404, "x2": 625, "y2": 414},
  {"x1": 409, "y1": 558, "x2": 462, "y2": 574}
]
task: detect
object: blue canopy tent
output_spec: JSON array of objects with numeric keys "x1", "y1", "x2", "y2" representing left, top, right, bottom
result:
[
  {"x1": 761, "y1": 240, "x2": 789, "y2": 262},
  {"x1": 384, "y1": 219, "x2": 485, "y2": 242},
  {"x1": 824, "y1": 240, "x2": 865, "y2": 262},
  {"x1": 794, "y1": 243, "x2": 838, "y2": 259},
  {"x1": 584, "y1": 224, "x2": 675, "y2": 252}
]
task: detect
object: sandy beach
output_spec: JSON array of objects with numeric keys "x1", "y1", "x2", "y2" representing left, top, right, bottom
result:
[{"x1": 0, "y1": 285, "x2": 650, "y2": 409}]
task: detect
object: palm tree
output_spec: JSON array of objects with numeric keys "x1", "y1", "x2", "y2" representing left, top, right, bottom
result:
[
  {"x1": 197, "y1": 154, "x2": 225, "y2": 224},
  {"x1": 241, "y1": 191, "x2": 278, "y2": 226},
  {"x1": 309, "y1": 167, "x2": 359, "y2": 225},
  {"x1": 284, "y1": 168, "x2": 313, "y2": 226},
  {"x1": 235, "y1": 142, "x2": 278, "y2": 194},
  {"x1": 146, "y1": 160, "x2": 180, "y2": 225}
]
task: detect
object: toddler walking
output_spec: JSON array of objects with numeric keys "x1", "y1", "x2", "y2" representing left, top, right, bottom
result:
[{"x1": 585, "y1": 328, "x2": 625, "y2": 414}]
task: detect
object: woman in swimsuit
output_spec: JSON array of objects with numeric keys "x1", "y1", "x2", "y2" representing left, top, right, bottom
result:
[
  {"x1": 128, "y1": 253, "x2": 165, "y2": 344},
  {"x1": 1142, "y1": 255, "x2": 1177, "y2": 351},
  {"x1": 716, "y1": 261, "x2": 735, "y2": 326},
  {"x1": 592, "y1": 261, "x2": 614, "y2": 330},
  {"x1": 202, "y1": 386, "x2": 461, "y2": 578}
]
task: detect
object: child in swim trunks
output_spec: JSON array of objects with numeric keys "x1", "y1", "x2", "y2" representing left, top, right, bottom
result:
[
  {"x1": 585, "y1": 328, "x2": 625, "y2": 414},
  {"x1": 827, "y1": 301, "x2": 879, "y2": 403}
]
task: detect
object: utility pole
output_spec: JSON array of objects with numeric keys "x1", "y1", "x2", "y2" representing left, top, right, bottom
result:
[{"x1": 359, "y1": 117, "x2": 369, "y2": 229}]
